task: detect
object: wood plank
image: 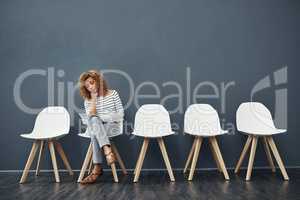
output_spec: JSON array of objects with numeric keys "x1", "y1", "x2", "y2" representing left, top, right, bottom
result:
[
  {"x1": 112, "y1": 143, "x2": 128, "y2": 175},
  {"x1": 48, "y1": 141, "x2": 60, "y2": 182},
  {"x1": 35, "y1": 140, "x2": 44, "y2": 176},
  {"x1": 133, "y1": 138, "x2": 149, "y2": 183},
  {"x1": 188, "y1": 137, "x2": 203, "y2": 181},
  {"x1": 262, "y1": 136, "x2": 276, "y2": 172},
  {"x1": 157, "y1": 138, "x2": 175, "y2": 181},
  {"x1": 209, "y1": 137, "x2": 230, "y2": 180},
  {"x1": 54, "y1": 141, "x2": 73, "y2": 176},
  {"x1": 246, "y1": 136, "x2": 258, "y2": 181},
  {"x1": 209, "y1": 140, "x2": 222, "y2": 172},
  {"x1": 77, "y1": 143, "x2": 93, "y2": 182},
  {"x1": 267, "y1": 136, "x2": 289, "y2": 180},
  {"x1": 19, "y1": 141, "x2": 39, "y2": 183},
  {"x1": 111, "y1": 163, "x2": 119, "y2": 182},
  {"x1": 235, "y1": 136, "x2": 252, "y2": 174},
  {"x1": 183, "y1": 138, "x2": 196, "y2": 174}
]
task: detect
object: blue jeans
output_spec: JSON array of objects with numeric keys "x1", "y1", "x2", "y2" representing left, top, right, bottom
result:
[{"x1": 88, "y1": 116, "x2": 111, "y2": 164}]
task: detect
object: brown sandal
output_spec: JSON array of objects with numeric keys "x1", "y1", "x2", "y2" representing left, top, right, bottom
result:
[
  {"x1": 80, "y1": 168, "x2": 103, "y2": 184},
  {"x1": 105, "y1": 150, "x2": 116, "y2": 166}
]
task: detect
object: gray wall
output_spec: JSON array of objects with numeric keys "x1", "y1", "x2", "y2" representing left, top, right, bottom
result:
[{"x1": 0, "y1": 0, "x2": 299, "y2": 170}]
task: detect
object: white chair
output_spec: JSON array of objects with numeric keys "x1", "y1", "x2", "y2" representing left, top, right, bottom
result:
[
  {"x1": 235, "y1": 102, "x2": 289, "y2": 181},
  {"x1": 77, "y1": 113, "x2": 127, "y2": 183},
  {"x1": 183, "y1": 104, "x2": 230, "y2": 181},
  {"x1": 132, "y1": 104, "x2": 175, "y2": 182},
  {"x1": 19, "y1": 106, "x2": 73, "y2": 183}
]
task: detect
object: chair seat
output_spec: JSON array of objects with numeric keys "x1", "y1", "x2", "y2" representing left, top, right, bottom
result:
[
  {"x1": 132, "y1": 131, "x2": 175, "y2": 138},
  {"x1": 78, "y1": 132, "x2": 123, "y2": 139},
  {"x1": 240, "y1": 128, "x2": 286, "y2": 136},
  {"x1": 185, "y1": 130, "x2": 228, "y2": 137},
  {"x1": 20, "y1": 132, "x2": 68, "y2": 140},
  {"x1": 78, "y1": 133, "x2": 90, "y2": 139}
]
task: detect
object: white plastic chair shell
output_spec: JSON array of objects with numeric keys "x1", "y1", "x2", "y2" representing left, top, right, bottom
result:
[
  {"x1": 184, "y1": 104, "x2": 228, "y2": 137},
  {"x1": 78, "y1": 113, "x2": 90, "y2": 139},
  {"x1": 236, "y1": 102, "x2": 286, "y2": 135},
  {"x1": 132, "y1": 104, "x2": 175, "y2": 138},
  {"x1": 20, "y1": 107, "x2": 70, "y2": 140}
]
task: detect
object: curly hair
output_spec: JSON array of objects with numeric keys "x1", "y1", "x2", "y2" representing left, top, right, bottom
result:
[{"x1": 78, "y1": 69, "x2": 109, "y2": 100}]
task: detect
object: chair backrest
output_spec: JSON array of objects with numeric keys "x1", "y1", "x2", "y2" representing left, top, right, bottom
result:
[
  {"x1": 236, "y1": 102, "x2": 276, "y2": 134},
  {"x1": 133, "y1": 104, "x2": 173, "y2": 137},
  {"x1": 31, "y1": 106, "x2": 70, "y2": 138},
  {"x1": 184, "y1": 104, "x2": 223, "y2": 135}
]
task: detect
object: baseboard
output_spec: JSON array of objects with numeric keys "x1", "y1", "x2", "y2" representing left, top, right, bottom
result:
[{"x1": 0, "y1": 166, "x2": 299, "y2": 173}]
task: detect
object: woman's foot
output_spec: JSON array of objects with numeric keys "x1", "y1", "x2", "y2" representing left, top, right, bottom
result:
[
  {"x1": 103, "y1": 146, "x2": 116, "y2": 166},
  {"x1": 80, "y1": 165, "x2": 103, "y2": 184}
]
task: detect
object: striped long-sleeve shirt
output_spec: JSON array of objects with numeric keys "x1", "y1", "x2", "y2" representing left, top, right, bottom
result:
[{"x1": 84, "y1": 89, "x2": 124, "y2": 122}]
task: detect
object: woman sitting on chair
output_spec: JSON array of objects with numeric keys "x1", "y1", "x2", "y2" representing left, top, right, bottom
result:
[{"x1": 78, "y1": 69, "x2": 124, "y2": 184}]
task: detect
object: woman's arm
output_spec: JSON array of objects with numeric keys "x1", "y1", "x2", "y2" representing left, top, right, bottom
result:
[
  {"x1": 100, "y1": 90, "x2": 124, "y2": 122},
  {"x1": 100, "y1": 112, "x2": 124, "y2": 122},
  {"x1": 84, "y1": 92, "x2": 98, "y2": 117},
  {"x1": 90, "y1": 92, "x2": 97, "y2": 116}
]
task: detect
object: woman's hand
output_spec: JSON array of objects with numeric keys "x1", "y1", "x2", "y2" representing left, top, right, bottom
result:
[{"x1": 91, "y1": 92, "x2": 98, "y2": 102}]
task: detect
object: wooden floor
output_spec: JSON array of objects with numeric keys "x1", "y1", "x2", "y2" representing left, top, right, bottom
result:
[{"x1": 1, "y1": 169, "x2": 300, "y2": 199}]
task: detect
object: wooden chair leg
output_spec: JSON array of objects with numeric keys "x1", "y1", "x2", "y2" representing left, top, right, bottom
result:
[
  {"x1": 35, "y1": 140, "x2": 44, "y2": 176},
  {"x1": 133, "y1": 150, "x2": 142, "y2": 175},
  {"x1": 188, "y1": 137, "x2": 202, "y2": 181},
  {"x1": 183, "y1": 139, "x2": 196, "y2": 174},
  {"x1": 19, "y1": 140, "x2": 39, "y2": 183},
  {"x1": 88, "y1": 156, "x2": 93, "y2": 175},
  {"x1": 209, "y1": 141, "x2": 222, "y2": 172},
  {"x1": 157, "y1": 138, "x2": 175, "y2": 182},
  {"x1": 209, "y1": 137, "x2": 230, "y2": 180},
  {"x1": 54, "y1": 141, "x2": 74, "y2": 176},
  {"x1": 235, "y1": 136, "x2": 253, "y2": 174},
  {"x1": 77, "y1": 143, "x2": 93, "y2": 182},
  {"x1": 133, "y1": 139, "x2": 147, "y2": 175},
  {"x1": 133, "y1": 138, "x2": 149, "y2": 183},
  {"x1": 111, "y1": 143, "x2": 128, "y2": 175},
  {"x1": 267, "y1": 136, "x2": 289, "y2": 180},
  {"x1": 246, "y1": 136, "x2": 258, "y2": 181},
  {"x1": 111, "y1": 163, "x2": 119, "y2": 182},
  {"x1": 48, "y1": 141, "x2": 60, "y2": 183},
  {"x1": 262, "y1": 136, "x2": 276, "y2": 172}
]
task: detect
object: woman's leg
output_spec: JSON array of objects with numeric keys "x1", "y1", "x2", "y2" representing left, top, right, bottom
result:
[
  {"x1": 80, "y1": 132, "x2": 104, "y2": 184},
  {"x1": 80, "y1": 140, "x2": 103, "y2": 184},
  {"x1": 91, "y1": 134, "x2": 103, "y2": 164},
  {"x1": 89, "y1": 116, "x2": 110, "y2": 148},
  {"x1": 88, "y1": 116, "x2": 116, "y2": 165}
]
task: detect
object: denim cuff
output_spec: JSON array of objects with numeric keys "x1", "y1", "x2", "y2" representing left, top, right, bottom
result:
[{"x1": 88, "y1": 115, "x2": 108, "y2": 124}]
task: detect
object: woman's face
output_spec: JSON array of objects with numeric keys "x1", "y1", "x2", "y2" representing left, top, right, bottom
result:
[{"x1": 84, "y1": 77, "x2": 98, "y2": 93}]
